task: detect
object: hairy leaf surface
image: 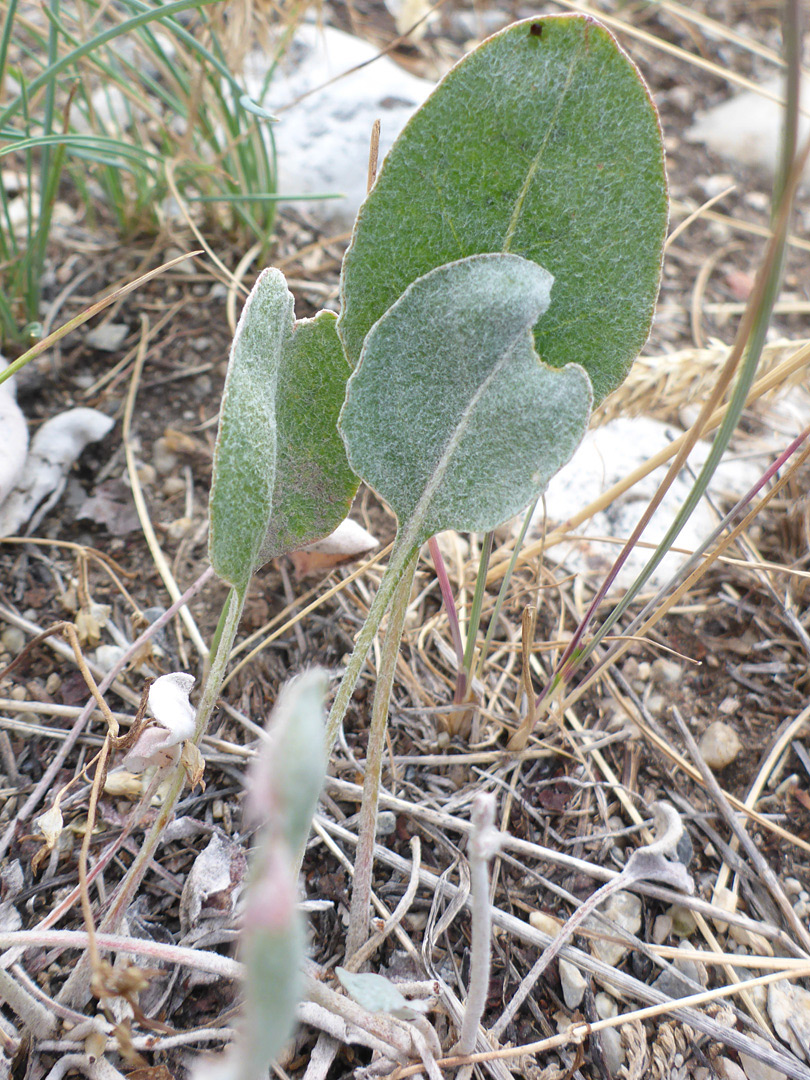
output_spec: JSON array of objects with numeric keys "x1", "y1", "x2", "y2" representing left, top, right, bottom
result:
[
  {"x1": 258, "y1": 310, "x2": 359, "y2": 563},
  {"x1": 209, "y1": 269, "x2": 289, "y2": 591},
  {"x1": 339, "y1": 14, "x2": 667, "y2": 405},
  {"x1": 339, "y1": 254, "x2": 592, "y2": 547},
  {"x1": 209, "y1": 271, "x2": 357, "y2": 591}
]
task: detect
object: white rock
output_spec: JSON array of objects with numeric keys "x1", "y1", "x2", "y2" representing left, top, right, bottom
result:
[
  {"x1": 600, "y1": 1027, "x2": 624, "y2": 1074},
  {"x1": 1, "y1": 626, "x2": 25, "y2": 656},
  {"x1": 718, "y1": 1058, "x2": 748, "y2": 1080},
  {"x1": 0, "y1": 359, "x2": 28, "y2": 509},
  {"x1": 686, "y1": 78, "x2": 810, "y2": 180},
  {"x1": 558, "y1": 959, "x2": 586, "y2": 1010},
  {"x1": 652, "y1": 913, "x2": 672, "y2": 944},
  {"x1": 85, "y1": 322, "x2": 129, "y2": 352},
  {"x1": 589, "y1": 890, "x2": 642, "y2": 967},
  {"x1": 242, "y1": 24, "x2": 434, "y2": 226},
  {"x1": 768, "y1": 980, "x2": 810, "y2": 1060},
  {"x1": 651, "y1": 657, "x2": 682, "y2": 685},
  {"x1": 699, "y1": 721, "x2": 742, "y2": 771},
  {"x1": 535, "y1": 416, "x2": 763, "y2": 592},
  {"x1": 739, "y1": 1034, "x2": 788, "y2": 1080},
  {"x1": 594, "y1": 992, "x2": 618, "y2": 1020},
  {"x1": 0, "y1": 407, "x2": 113, "y2": 537},
  {"x1": 93, "y1": 644, "x2": 127, "y2": 675},
  {"x1": 529, "y1": 911, "x2": 563, "y2": 937}
]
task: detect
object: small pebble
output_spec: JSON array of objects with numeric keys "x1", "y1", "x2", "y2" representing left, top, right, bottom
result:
[
  {"x1": 162, "y1": 476, "x2": 186, "y2": 497},
  {"x1": 589, "y1": 891, "x2": 641, "y2": 967},
  {"x1": 93, "y1": 645, "x2": 126, "y2": 675},
  {"x1": 768, "y1": 980, "x2": 810, "y2": 1059},
  {"x1": 651, "y1": 657, "x2": 682, "y2": 685},
  {"x1": 698, "y1": 173, "x2": 736, "y2": 199},
  {"x1": 652, "y1": 913, "x2": 672, "y2": 945},
  {"x1": 668, "y1": 904, "x2": 697, "y2": 937},
  {"x1": 529, "y1": 911, "x2": 563, "y2": 937},
  {"x1": 594, "y1": 992, "x2": 618, "y2": 1020},
  {"x1": 558, "y1": 959, "x2": 586, "y2": 1010},
  {"x1": 45, "y1": 673, "x2": 61, "y2": 695},
  {"x1": 739, "y1": 1034, "x2": 789, "y2": 1080},
  {"x1": 743, "y1": 191, "x2": 771, "y2": 213},
  {"x1": 10, "y1": 685, "x2": 26, "y2": 702},
  {"x1": 646, "y1": 692, "x2": 666, "y2": 716},
  {"x1": 600, "y1": 1027, "x2": 624, "y2": 1074},
  {"x1": 783, "y1": 877, "x2": 803, "y2": 897},
  {"x1": 165, "y1": 516, "x2": 192, "y2": 542},
  {"x1": 718, "y1": 1057, "x2": 747, "y2": 1080},
  {"x1": 1, "y1": 627, "x2": 25, "y2": 655},
  {"x1": 86, "y1": 322, "x2": 129, "y2": 352},
  {"x1": 698, "y1": 721, "x2": 742, "y2": 770},
  {"x1": 376, "y1": 811, "x2": 396, "y2": 837},
  {"x1": 136, "y1": 463, "x2": 157, "y2": 486},
  {"x1": 153, "y1": 437, "x2": 179, "y2": 476}
]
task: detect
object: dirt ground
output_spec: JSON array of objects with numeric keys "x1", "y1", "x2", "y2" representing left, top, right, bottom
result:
[{"x1": 2, "y1": 1, "x2": 810, "y2": 1078}]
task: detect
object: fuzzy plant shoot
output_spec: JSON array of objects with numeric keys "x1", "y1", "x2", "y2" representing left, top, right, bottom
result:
[
  {"x1": 202, "y1": 9, "x2": 667, "y2": 980},
  {"x1": 193, "y1": 670, "x2": 329, "y2": 1080}
]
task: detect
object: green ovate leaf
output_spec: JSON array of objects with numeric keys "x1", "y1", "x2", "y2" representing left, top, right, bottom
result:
[
  {"x1": 338, "y1": 254, "x2": 592, "y2": 548},
  {"x1": 338, "y1": 14, "x2": 668, "y2": 405},
  {"x1": 209, "y1": 269, "x2": 290, "y2": 592},
  {"x1": 258, "y1": 311, "x2": 359, "y2": 564},
  {"x1": 209, "y1": 270, "x2": 358, "y2": 591}
]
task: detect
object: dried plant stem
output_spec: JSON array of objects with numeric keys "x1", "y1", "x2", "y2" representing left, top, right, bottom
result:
[
  {"x1": 456, "y1": 793, "x2": 500, "y2": 1057},
  {"x1": 0, "y1": 967, "x2": 57, "y2": 1038},
  {"x1": 57, "y1": 586, "x2": 246, "y2": 1006},
  {"x1": 0, "y1": 251, "x2": 200, "y2": 388},
  {"x1": 671, "y1": 707, "x2": 810, "y2": 956},
  {"x1": 0, "y1": 566, "x2": 214, "y2": 864},
  {"x1": 345, "y1": 554, "x2": 417, "y2": 961},
  {"x1": 491, "y1": 803, "x2": 691, "y2": 1038}
]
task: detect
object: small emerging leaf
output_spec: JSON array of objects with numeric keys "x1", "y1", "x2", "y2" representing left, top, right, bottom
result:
[
  {"x1": 336, "y1": 967, "x2": 428, "y2": 1019},
  {"x1": 339, "y1": 254, "x2": 592, "y2": 547},
  {"x1": 246, "y1": 668, "x2": 329, "y2": 856}
]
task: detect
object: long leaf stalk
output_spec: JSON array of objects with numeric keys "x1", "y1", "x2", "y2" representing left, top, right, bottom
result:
[
  {"x1": 324, "y1": 539, "x2": 419, "y2": 757},
  {"x1": 477, "y1": 494, "x2": 539, "y2": 676},
  {"x1": 461, "y1": 531, "x2": 494, "y2": 685},
  {"x1": 57, "y1": 584, "x2": 246, "y2": 1006},
  {"x1": 344, "y1": 553, "x2": 417, "y2": 962},
  {"x1": 427, "y1": 536, "x2": 465, "y2": 698}
]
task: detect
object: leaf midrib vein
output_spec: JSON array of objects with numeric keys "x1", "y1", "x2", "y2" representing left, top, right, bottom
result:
[{"x1": 502, "y1": 44, "x2": 582, "y2": 253}]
